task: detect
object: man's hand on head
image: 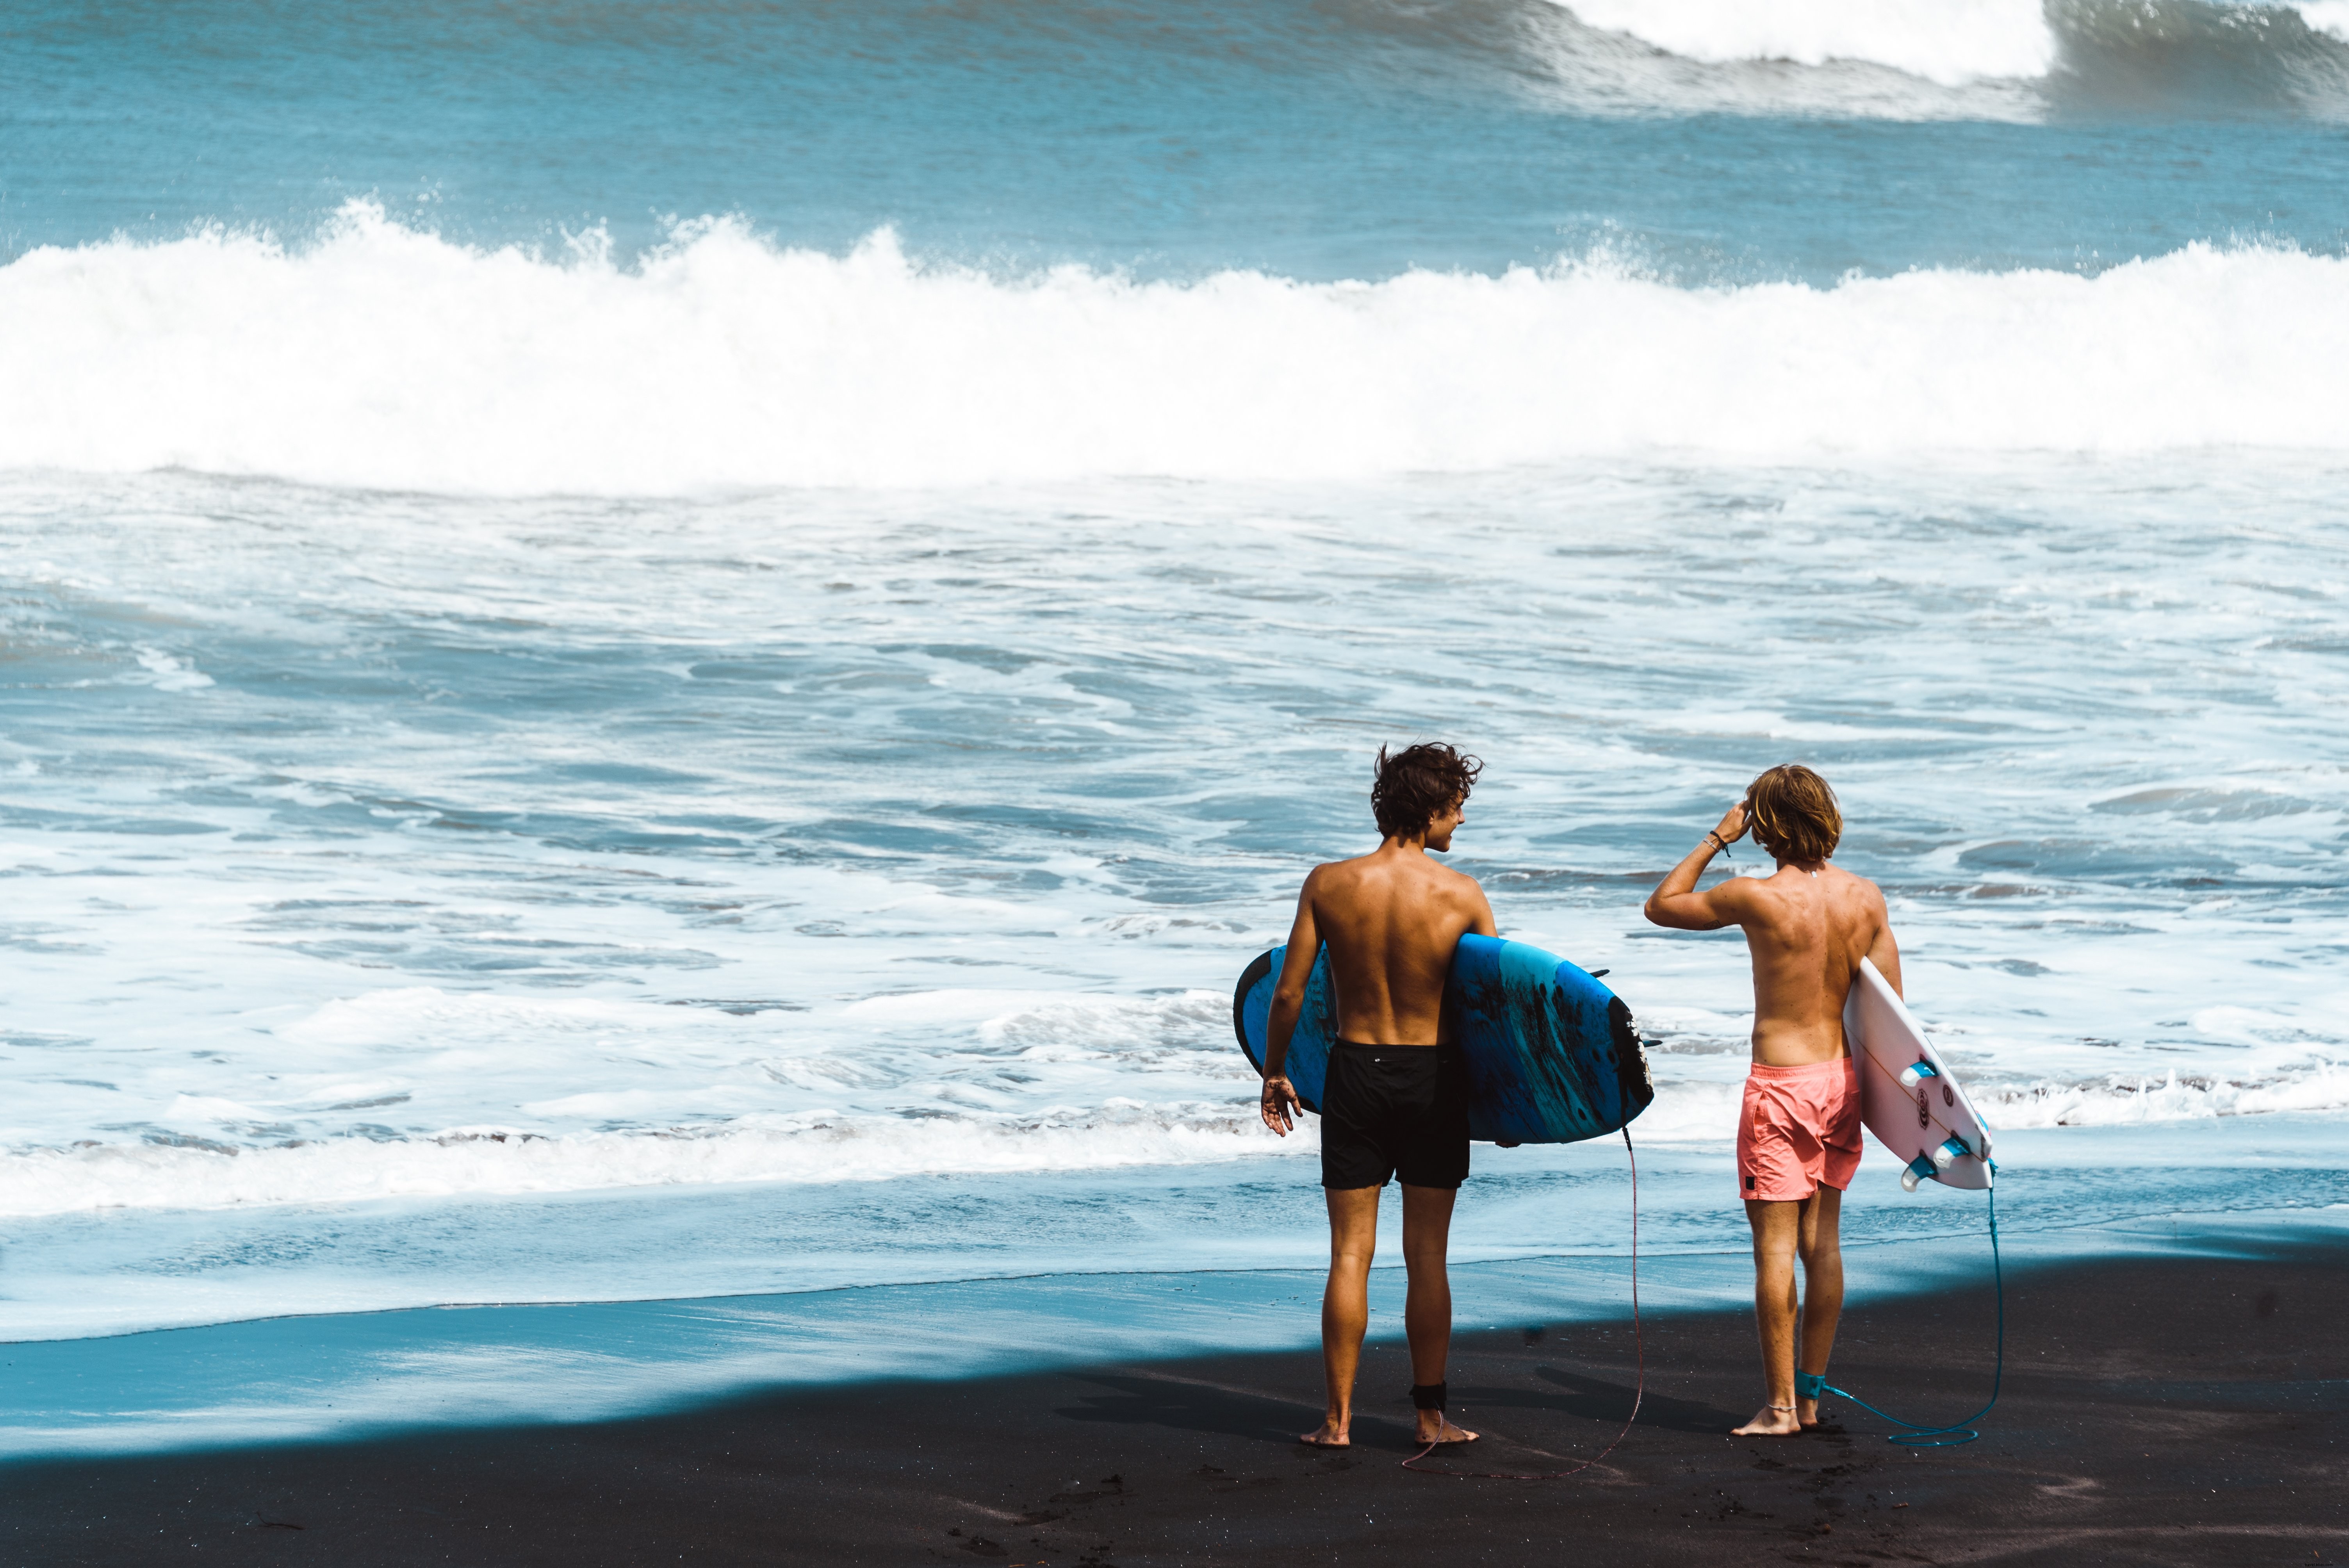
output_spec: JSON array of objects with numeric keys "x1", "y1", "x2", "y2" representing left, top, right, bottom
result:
[
  {"x1": 1260, "y1": 1075, "x2": 1301, "y2": 1136},
  {"x1": 1644, "y1": 799, "x2": 1759, "y2": 930}
]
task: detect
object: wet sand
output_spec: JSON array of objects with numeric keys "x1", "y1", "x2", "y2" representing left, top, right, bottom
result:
[{"x1": 5, "y1": 1241, "x2": 2343, "y2": 1566}]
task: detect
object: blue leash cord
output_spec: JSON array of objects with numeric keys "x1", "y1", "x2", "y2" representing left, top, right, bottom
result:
[{"x1": 1798, "y1": 1177, "x2": 2003, "y2": 1447}]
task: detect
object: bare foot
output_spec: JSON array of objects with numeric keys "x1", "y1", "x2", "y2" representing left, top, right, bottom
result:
[
  {"x1": 1415, "y1": 1415, "x2": 1478, "y2": 1446},
  {"x1": 1732, "y1": 1405, "x2": 1802, "y2": 1437},
  {"x1": 1798, "y1": 1397, "x2": 1820, "y2": 1430},
  {"x1": 1298, "y1": 1420, "x2": 1349, "y2": 1448}
]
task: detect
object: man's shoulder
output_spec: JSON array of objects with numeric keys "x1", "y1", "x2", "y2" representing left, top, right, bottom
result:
[
  {"x1": 1709, "y1": 867, "x2": 1765, "y2": 902},
  {"x1": 1302, "y1": 854, "x2": 1380, "y2": 902},
  {"x1": 1827, "y1": 863, "x2": 1886, "y2": 903},
  {"x1": 1397, "y1": 857, "x2": 1490, "y2": 917},
  {"x1": 1823, "y1": 864, "x2": 1888, "y2": 931},
  {"x1": 1308, "y1": 851, "x2": 1482, "y2": 901},
  {"x1": 1427, "y1": 859, "x2": 1488, "y2": 896}
]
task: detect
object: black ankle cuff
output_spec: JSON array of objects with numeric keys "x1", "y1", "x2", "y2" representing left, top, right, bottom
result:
[{"x1": 1410, "y1": 1382, "x2": 1446, "y2": 1411}]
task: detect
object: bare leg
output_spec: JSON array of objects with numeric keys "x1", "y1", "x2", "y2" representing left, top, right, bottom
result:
[
  {"x1": 1734, "y1": 1197, "x2": 1803, "y2": 1436},
  {"x1": 1303, "y1": 1185, "x2": 1381, "y2": 1446},
  {"x1": 1795, "y1": 1184, "x2": 1845, "y2": 1428},
  {"x1": 1400, "y1": 1183, "x2": 1476, "y2": 1445}
]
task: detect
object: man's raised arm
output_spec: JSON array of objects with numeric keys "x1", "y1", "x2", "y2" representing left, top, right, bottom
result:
[
  {"x1": 1644, "y1": 799, "x2": 1754, "y2": 931},
  {"x1": 1260, "y1": 871, "x2": 1322, "y2": 1135}
]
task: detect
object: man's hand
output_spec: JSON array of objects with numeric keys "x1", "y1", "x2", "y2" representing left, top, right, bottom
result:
[
  {"x1": 1260, "y1": 1074, "x2": 1301, "y2": 1136},
  {"x1": 1714, "y1": 799, "x2": 1750, "y2": 846}
]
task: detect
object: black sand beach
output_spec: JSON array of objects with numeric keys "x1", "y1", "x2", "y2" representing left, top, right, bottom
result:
[{"x1": 6, "y1": 1242, "x2": 2342, "y2": 1567}]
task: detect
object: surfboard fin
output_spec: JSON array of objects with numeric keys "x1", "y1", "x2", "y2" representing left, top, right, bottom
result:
[
  {"x1": 1896, "y1": 1060, "x2": 1940, "y2": 1090},
  {"x1": 1900, "y1": 1139, "x2": 1977, "y2": 1190}
]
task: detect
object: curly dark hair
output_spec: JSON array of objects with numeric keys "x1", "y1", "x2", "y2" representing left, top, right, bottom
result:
[{"x1": 1371, "y1": 743, "x2": 1483, "y2": 839}]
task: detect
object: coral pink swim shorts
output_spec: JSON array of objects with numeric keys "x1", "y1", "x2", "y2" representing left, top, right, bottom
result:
[{"x1": 1737, "y1": 1057, "x2": 1861, "y2": 1202}]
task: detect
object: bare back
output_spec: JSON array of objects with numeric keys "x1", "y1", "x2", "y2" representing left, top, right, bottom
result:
[
  {"x1": 1297, "y1": 848, "x2": 1494, "y2": 1044},
  {"x1": 1643, "y1": 777, "x2": 1892, "y2": 1439},
  {"x1": 1257, "y1": 780, "x2": 1499, "y2": 1128},
  {"x1": 1726, "y1": 862, "x2": 1899, "y2": 1064},
  {"x1": 1647, "y1": 835, "x2": 1903, "y2": 1067}
]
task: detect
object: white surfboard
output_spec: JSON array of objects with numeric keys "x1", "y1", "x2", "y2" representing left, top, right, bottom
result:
[{"x1": 1844, "y1": 958, "x2": 1993, "y2": 1191}]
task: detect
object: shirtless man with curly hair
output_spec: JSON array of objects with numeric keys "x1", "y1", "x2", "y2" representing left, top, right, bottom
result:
[{"x1": 1258, "y1": 742, "x2": 1495, "y2": 1450}]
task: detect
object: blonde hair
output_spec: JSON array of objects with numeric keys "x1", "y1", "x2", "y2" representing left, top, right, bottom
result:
[{"x1": 1747, "y1": 763, "x2": 1841, "y2": 865}]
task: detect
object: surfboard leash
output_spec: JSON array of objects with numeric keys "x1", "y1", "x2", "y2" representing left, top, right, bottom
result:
[
  {"x1": 1798, "y1": 1174, "x2": 2005, "y2": 1447},
  {"x1": 1401, "y1": 1125, "x2": 1644, "y2": 1480}
]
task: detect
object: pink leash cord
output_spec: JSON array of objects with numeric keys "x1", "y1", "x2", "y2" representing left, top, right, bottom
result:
[{"x1": 1401, "y1": 1126, "x2": 1643, "y2": 1480}]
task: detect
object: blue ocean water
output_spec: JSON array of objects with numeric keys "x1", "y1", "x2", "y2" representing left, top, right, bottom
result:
[
  {"x1": 4, "y1": 0, "x2": 2349, "y2": 1449},
  {"x1": 11, "y1": 0, "x2": 2349, "y2": 280}
]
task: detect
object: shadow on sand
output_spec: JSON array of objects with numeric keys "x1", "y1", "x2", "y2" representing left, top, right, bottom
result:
[{"x1": 1048, "y1": 1363, "x2": 1742, "y2": 1451}]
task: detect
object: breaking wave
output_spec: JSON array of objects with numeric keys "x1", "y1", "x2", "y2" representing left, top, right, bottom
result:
[
  {"x1": 0, "y1": 1103, "x2": 1289, "y2": 1219},
  {"x1": 4, "y1": 205, "x2": 2348, "y2": 495},
  {"x1": 8, "y1": 1064, "x2": 2340, "y2": 1216},
  {"x1": 1523, "y1": 0, "x2": 2349, "y2": 118}
]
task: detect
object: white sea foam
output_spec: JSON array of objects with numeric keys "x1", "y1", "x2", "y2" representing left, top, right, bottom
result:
[
  {"x1": 3, "y1": 451, "x2": 2344, "y2": 1332},
  {"x1": 133, "y1": 647, "x2": 214, "y2": 691},
  {"x1": 1556, "y1": 0, "x2": 2059, "y2": 85},
  {"x1": 1528, "y1": 0, "x2": 2349, "y2": 119},
  {"x1": 0, "y1": 1103, "x2": 1291, "y2": 1219},
  {"x1": 9, "y1": 1061, "x2": 2342, "y2": 1216},
  {"x1": 5, "y1": 210, "x2": 2349, "y2": 495},
  {"x1": 0, "y1": 979, "x2": 1276, "y2": 1215},
  {"x1": 1974, "y1": 1060, "x2": 2349, "y2": 1126},
  {"x1": 1632, "y1": 1051, "x2": 2349, "y2": 1140}
]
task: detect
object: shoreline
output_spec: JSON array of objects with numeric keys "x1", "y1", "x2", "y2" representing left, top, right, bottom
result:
[
  {"x1": 9, "y1": 1107, "x2": 2347, "y2": 1351},
  {"x1": 7, "y1": 1199, "x2": 2346, "y2": 1459},
  {"x1": 5, "y1": 1234, "x2": 2344, "y2": 1564},
  {"x1": 4, "y1": 1197, "x2": 2345, "y2": 1465}
]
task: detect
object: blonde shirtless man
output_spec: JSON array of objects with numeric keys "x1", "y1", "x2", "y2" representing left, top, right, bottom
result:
[
  {"x1": 1259, "y1": 743, "x2": 1494, "y2": 1450},
  {"x1": 1643, "y1": 764, "x2": 1903, "y2": 1438}
]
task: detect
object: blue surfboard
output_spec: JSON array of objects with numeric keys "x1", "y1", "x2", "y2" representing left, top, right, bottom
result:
[{"x1": 1232, "y1": 935, "x2": 1653, "y2": 1145}]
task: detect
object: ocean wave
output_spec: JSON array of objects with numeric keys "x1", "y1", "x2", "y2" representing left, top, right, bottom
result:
[
  {"x1": 0, "y1": 1101, "x2": 1292, "y2": 1219},
  {"x1": 7, "y1": 1063, "x2": 2340, "y2": 1215},
  {"x1": 2053, "y1": 0, "x2": 2349, "y2": 112},
  {"x1": 1525, "y1": 0, "x2": 2349, "y2": 118},
  {"x1": 4, "y1": 207, "x2": 2348, "y2": 495},
  {"x1": 1633, "y1": 1062, "x2": 2349, "y2": 1140},
  {"x1": 1973, "y1": 1061, "x2": 2349, "y2": 1125},
  {"x1": 1555, "y1": 0, "x2": 2058, "y2": 87}
]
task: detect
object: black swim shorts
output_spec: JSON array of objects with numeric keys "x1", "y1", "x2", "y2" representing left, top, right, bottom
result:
[{"x1": 1319, "y1": 1041, "x2": 1471, "y2": 1191}]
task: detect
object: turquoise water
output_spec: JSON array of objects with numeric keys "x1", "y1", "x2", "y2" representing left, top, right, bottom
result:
[
  {"x1": 4, "y1": 0, "x2": 2349, "y2": 1450},
  {"x1": 11, "y1": 0, "x2": 2349, "y2": 278},
  {"x1": 6, "y1": 1119, "x2": 2343, "y2": 1456}
]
